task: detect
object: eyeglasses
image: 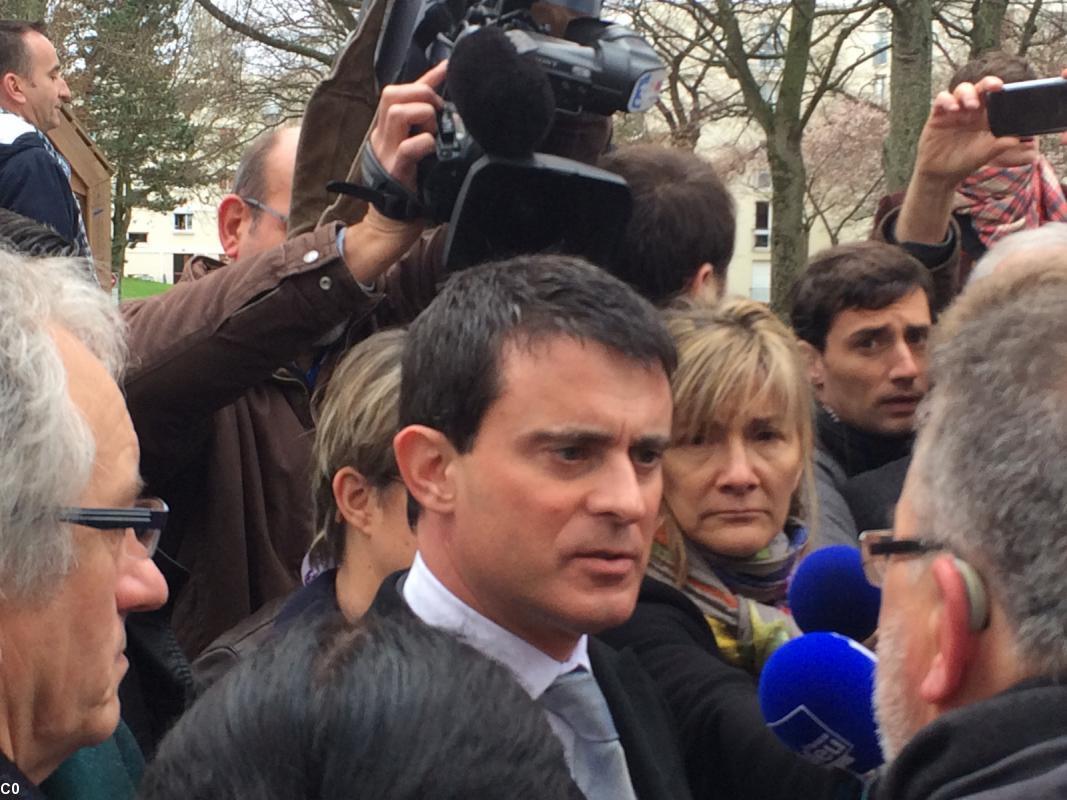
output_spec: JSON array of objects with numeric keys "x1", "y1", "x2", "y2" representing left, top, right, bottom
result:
[
  {"x1": 58, "y1": 497, "x2": 168, "y2": 558},
  {"x1": 241, "y1": 196, "x2": 289, "y2": 225},
  {"x1": 859, "y1": 529, "x2": 945, "y2": 587}
]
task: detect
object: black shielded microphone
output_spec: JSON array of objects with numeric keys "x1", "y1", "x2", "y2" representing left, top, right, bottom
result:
[{"x1": 439, "y1": 27, "x2": 632, "y2": 270}]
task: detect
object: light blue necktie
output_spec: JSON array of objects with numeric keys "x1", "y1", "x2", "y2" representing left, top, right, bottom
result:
[{"x1": 540, "y1": 667, "x2": 638, "y2": 800}]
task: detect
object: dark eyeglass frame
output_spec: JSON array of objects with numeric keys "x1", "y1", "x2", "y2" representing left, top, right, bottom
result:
[
  {"x1": 241, "y1": 196, "x2": 289, "y2": 225},
  {"x1": 859, "y1": 529, "x2": 945, "y2": 587},
  {"x1": 58, "y1": 497, "x2": 168, "y2": 558}
]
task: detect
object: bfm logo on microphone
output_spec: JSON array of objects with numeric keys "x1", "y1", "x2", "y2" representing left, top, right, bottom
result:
[{"x1": 767, "y1": 706, "x2": 857, "y2": 770}]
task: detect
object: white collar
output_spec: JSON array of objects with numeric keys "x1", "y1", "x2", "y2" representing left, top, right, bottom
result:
[
  {"x1": 403, "y1": 552, "x2": 590, "y2": 699},
  {"x1": 0, "y1": 109, "x2": 35, "y2": 146}
]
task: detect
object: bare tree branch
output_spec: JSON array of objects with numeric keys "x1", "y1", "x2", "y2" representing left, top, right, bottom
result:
[
  {"x1": 193, "y1": 0, "x2": 335, "y2": 64},
  {"x1": 1018, "y1": 0, "x2": 1044, "y2": 54}
]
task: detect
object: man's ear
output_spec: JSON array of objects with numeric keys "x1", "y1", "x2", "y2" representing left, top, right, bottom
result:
[
  {"x1": 393, "y1": 425, "x2": 458, "y2": 515},
  {"x1": 687, "y1": 263, "x2": 721, "y2": 302},
  {"x1": 332, "y1": 466, "x2": 374, "y2": 535},
  {"x1": 0, "y1": 72, "x2": 25, "y2": 106},
  {"x1": 216, "y1": 194, "x2": 250, "y2": 260},
  {"x1": 797, "y1": 340, "x2": 826, "y2": 390},
  {"x1": 919, "y1": 555, "x2": 976, "y2": 705}
]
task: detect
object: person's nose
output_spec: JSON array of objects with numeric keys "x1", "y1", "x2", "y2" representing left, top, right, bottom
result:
[
  {"x1": 588, "y1": 454, "x2": 653, "y2": 525},
  {"x1": 115, "y1": 529, "x2": 168, "y2": 614},
  {"x1": 715, "y1": 437, "x2": 759, "y2": 496},
  {"x1": 58, "y1": 77, "x2": 71, "y2": 103},
  {"x1": 888, "y1": 339, "x2": 921, "y2": 383}
]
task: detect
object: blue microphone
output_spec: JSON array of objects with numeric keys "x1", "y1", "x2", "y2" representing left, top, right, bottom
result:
[
  {"x1": 758, "y1": 632, "x2": 883, "y2": 775},
  {"x1": 788, "y1": 545, "x2": 882, "y2": 642}
]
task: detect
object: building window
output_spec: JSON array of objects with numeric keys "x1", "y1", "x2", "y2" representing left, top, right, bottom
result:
[
  {"x1": 751, "y1": 262, "x2": 771, "y2": 303},
  {"x1": 173, "y1": 212, "x2": 193, "y2": 232},
  {"x1": 759, "y1": 78, "x2": 779, "y2": 104},
  {"x1": 754, "y1": 200, "x2": 771, "y2": 249},
  {"x1": 127, "y1": 231, "x2": 148, "y2": 246},
  {"x1": 755, "y1": 22, "x2": 784, "y2": 105},
  {"x1": 873, "y1": 12, "x2": 889, "y2": 67},
  {"x1": 874, "y1": 75, "x2": 887, "y2": 103},
  {"x1": 756, "y1": 170, "x2": 771, "y2": 190}
]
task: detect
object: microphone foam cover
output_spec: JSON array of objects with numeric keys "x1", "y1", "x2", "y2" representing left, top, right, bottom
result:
[
  {"x1": 789, "y1": 545, "x2": 882, "y2": 642},
  {"x1": 447, "y1": 26, "x2": 556, "y2": 158},
  {"x1": 759, "y1": 632, "x2": 883, "y2": 775}
]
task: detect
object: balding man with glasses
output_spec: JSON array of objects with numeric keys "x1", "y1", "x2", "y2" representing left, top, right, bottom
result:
[
  {"x1": 0, "y1": 251, "x2": 167, "y2": 797},
  {"x1": 860, "y1": 257, "x2": 1067, "y2": 800}
]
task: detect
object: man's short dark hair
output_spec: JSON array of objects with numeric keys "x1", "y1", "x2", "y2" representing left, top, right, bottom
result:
[
  {"x1": 141, "y1": 614, "x2": 584, "y2": 800},
  {"x1": 789, "y1": 241, "x2": 933, "y2": 350},
  {"x1": 949, "y1": 50, "x2": 1037, "y2": 90},
  {"x1": 0, "y1": 208, "x2": 79, "y2": 257},
  {"x1": 400, "y1": 254, "x2": 676, "y2": 453},
  {"x1": 598, "y1": 144, "x2": 736, "y2": 305},
  {"x1": 0, "y1": 21, "x2": 46, "y2": 79},
  {"x1": 231, "y1": 128, "x2": 286, "y2": 204}
]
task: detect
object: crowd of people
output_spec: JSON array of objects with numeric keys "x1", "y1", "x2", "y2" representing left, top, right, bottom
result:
[{"x1": 1, "y1": 9, "x2": 1066, "y2": 800}]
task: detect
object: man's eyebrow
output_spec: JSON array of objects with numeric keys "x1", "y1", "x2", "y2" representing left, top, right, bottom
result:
[
  {"x1": 846, "y1": 324, "x2": 891, "y2": 343},
  {"x1": 905, "y1": 323, "x2": 931, "y2": 334},
  {"x1": 526, "y1": 428, "x2": 615, "y2": 448},
  {"x1": 632, "y1": 434, "x2": 670, "y2": 451}
]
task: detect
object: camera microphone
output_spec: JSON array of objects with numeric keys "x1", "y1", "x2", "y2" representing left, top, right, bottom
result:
[{"x1": 447, "y1": 25, "x2": 556, "y2": 158}]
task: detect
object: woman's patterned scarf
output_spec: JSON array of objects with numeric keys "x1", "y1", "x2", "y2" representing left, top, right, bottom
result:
[
  {"x1": 957, "y1": 156, "x2": 1067, "y2": 248},
  {"x1": 647, "y1": 522, "x2": 807, "y2": 676}
]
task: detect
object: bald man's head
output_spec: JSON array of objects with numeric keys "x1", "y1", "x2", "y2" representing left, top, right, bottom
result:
[{"x1": 218, "y1": 126, "x2": 301, "y2": 261}]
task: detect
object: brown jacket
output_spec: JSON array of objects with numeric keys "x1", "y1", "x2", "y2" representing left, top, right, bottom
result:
[{"x1": 123, "y1": 224, "x2": 442, "y2": 656}]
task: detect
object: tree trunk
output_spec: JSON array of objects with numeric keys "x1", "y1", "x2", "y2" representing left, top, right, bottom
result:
[
  {"x1": 111, "y1": 166, "x2": 131, "y2": 276},
  {"x1": 768, "y1": 127, "x2": 809, "y2": 314},
  {"x1": 883, "y1": 0, "x2": 932, "y2": 193},
  {"x1": 969, "y1": 0, "x2": 1008, "y2": 57},
  {"x1": 0, "y1": 0, "x2": 48, "y2": 19}
]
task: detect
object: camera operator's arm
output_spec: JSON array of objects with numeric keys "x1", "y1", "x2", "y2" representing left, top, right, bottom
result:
[
  {"x1": 125, "y1": 65, "x2": 446, "y2": 483},
  {"x1": 895, "y1": 77, "x2": 1019, "y2": 246}
]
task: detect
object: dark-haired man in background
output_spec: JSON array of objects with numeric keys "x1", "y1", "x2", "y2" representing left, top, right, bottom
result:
[
  {"x1": 790, "y1": 241, "x2": 933, "y2": 547},
  {"x1": 599, "y1": 144, "x2": 736, "y2": 305},
  {"x1": 0, "y1": 20, "x2": 94, "y2": 279}
]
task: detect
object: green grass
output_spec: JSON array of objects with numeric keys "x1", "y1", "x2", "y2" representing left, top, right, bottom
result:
[{"x1": 120, "y1": 276, "x2": 171, "y2": 301}]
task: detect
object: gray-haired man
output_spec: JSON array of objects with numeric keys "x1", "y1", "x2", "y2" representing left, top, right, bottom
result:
[
  {"x1": 867, "y1": 258, "x2": 1067, "y2": 798},
  {"x1": 0, "y1": 251, "x2": 167, "y2": 795}
]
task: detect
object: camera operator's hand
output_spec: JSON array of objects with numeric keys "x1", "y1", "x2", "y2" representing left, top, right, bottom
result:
[
  {"x1": 369, "y1": 60, "x2": 447, "y2": 193},
  {"x1": 897, "y1": 76, "x2": 1023, "y2": 245},
  {"x1": 343, "y1": 62, "x2": 447, "y2": 284}
]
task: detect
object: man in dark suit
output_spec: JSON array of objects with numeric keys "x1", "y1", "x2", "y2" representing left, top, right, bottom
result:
[{"x1": 388, "y1": 253, "x2": 692, "y2": 800}]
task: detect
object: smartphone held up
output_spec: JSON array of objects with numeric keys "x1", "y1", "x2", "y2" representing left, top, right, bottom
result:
[{"x1": 987, "y1": 77, "x2": 1067, "y2": 138}]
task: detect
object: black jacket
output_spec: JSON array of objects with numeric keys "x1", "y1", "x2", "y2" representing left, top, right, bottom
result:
[
  {"x1": 0, "y1": 113, "x2": 82, "y2": 248},
  {"x1": 874, "y1": 678, "x2": 1067, "y2": 800},
  {"x1": 601, "y1": 577, "x2": 864, "y2": 800},
  {"x1": 278, "y1": 570, "x2": 695, "y2": 800}
]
